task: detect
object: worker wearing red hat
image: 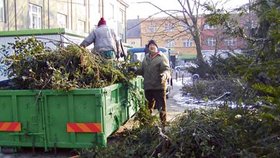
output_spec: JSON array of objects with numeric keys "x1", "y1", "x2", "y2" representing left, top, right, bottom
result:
[
  {"x1": 80, "y1": 17, "x2": 120, "y2": 60},
  {"x1": 97, "y1": 17, "x2": 106, "y2": 26}
]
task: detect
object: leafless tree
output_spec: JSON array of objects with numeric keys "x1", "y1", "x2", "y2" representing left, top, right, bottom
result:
[{"x1": 138, "y1": 0, "x2": 206, "y2": 65}]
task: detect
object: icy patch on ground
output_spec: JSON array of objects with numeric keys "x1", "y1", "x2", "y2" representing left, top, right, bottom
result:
[{"x1": 172, "y1": 76, "x2": 237, "y2": 109}]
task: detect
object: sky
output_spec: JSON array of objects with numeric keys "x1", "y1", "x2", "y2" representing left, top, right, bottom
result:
[{"x1": 127, "y1": 0, "x2": 249, "y2": 19}]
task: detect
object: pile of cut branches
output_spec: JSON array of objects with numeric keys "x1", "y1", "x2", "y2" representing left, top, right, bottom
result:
[
  {"x1": 78, "y1": 107, "x2": 280, "y2": 158},
  {"x1": 0, "y1": 37, "x2": 137, "y2": 90}
]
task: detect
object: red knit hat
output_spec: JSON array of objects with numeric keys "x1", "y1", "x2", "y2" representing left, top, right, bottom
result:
[{"x1": 98, "y1": 17, "x2": 106, "y2": 26}]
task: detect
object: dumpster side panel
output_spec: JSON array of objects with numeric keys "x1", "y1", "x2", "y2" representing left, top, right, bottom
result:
[
  {"x1": 0, "y1": 91, "x2": 45, "y2": 147},
  {"x1": 103, "y1": 84, "x2": 126, "y2": 138},
  {"x1": 127, "y1": 77, "x2": 145, "y2": 118},
  {"x1": 44, "y1": 90, "x2": 105, "y2": 148}
]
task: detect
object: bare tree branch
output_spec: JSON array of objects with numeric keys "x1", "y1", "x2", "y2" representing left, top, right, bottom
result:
[{"x1": 137, "y1": 0, "x2": 205, "y2": 64}]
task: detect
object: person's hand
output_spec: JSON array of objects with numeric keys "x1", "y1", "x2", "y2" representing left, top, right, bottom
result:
[{"x1": 160, "y1": 73, "x2": 167, "y2": 84}]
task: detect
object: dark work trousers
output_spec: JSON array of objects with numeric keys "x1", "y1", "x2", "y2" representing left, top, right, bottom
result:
[{"x1": 144, "y1": 89, "x2": 167, "y2": 125}]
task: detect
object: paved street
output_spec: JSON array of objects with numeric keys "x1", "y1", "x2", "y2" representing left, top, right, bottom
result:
[{"x1": 166, "y1": 76, "x2": 188, "y2": 121}]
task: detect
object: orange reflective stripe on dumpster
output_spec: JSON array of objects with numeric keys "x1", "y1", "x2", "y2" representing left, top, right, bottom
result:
[
  {"x1": 0, "y1": 122, "x2": 21, "y2": 132},
  {"x1": 67, "y1": 123, "x2": 102, "y2": 133}
]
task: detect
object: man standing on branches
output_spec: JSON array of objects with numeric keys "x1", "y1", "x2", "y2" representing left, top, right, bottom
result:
[
  {"x1": 80, "y1": 17, "x2": 120, "y2": 60},
  {"x1": 139, "y1": 40, "x2": 171, "y2": 126}
]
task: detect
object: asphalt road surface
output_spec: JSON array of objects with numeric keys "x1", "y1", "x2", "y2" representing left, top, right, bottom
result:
[{"x1": 166, "y1": 77, "x2": 187, "y2": 121}]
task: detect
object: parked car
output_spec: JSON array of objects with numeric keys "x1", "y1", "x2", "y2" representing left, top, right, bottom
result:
[
  {"x1": 175, "y1": 62, "x2": 197, "y2": 72},
  {"x1": 175, "y1": 65, "x2": 187, "y2": 71}
]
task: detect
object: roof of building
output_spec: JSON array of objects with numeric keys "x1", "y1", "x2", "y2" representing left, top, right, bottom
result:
[
  {"x1": 126, "y1": 19, "x2": 141, "y2": 38},
  {"x1": 0, "y1": 28, "x2": 86, "y2": 38}
]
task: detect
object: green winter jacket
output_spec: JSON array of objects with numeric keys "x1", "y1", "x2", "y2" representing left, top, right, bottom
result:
[{"x1": 140, "y1": 52, "x2": 171, "y2": 90}]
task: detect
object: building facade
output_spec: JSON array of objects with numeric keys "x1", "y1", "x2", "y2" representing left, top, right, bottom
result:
[
  {"x1": 127, "y1": 14, "x2": 254, "y2": 60},
  {"x1": 200, "y1": 14, "x2": 257, "y2": 61},
  {"x1": 0, "y1": 0, "x2": 128, "y2": 40},
  {"x1": 127, "y1": 17, "x2": 201, "y2": 59},
  {"x1": 126, "y1": 18, "x2": 141, "y2": 48}
]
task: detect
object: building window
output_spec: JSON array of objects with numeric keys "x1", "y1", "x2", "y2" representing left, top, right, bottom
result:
[
  {"x1": 80, "y1": 0, "x2": 86, "y2": 6},
  {"x1": 224, "y1": 38, "x2": 236, "y2": 46},
  {"x1": 78, "y1": 20, "x2": 86, "y2": 33},
  {"x1": 183, "y1": 39, "x2": 192, "y2": 47},
  {"x1": 166, "y1": 39, "x2": 175, "y2": 48},
  {"x1": 119, "y1": 9, "x2": 125, "y2": 24},
  {"x1": 0, "y1": 0, "x2": 5, "y2": 22},
  {"x1": 204, "y1": 23, "x2": 216, "y2": 30},
  {"x1": 206, "y1": 37, "x2": 216, "y2": 46},
  {"x1": 165, "y1": 23, "x2": 174, "y2": 32},
  {"x1": 245, "y1": 19, "x2": 258, "y2": 29},
  {"x1": 148, "y1": 24, "x2": 157, "y2": 33},
  {"x1": 108, "y1": 3, "x2": 114, "y2": 20},
  {"x1": 29, "y1": 3, "x2": 42, "y2": 29},
  {"x1": 57, "y1": 13, "x2": 67, "y2": 28}
]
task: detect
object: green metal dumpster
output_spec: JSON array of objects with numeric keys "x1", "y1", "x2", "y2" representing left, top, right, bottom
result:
[
  {"x1": 0, "y1": 76, "x2": 144, "y2": 150},
  {"x1": 0, "y1": 90, "x2": 45, "y2": 148}
]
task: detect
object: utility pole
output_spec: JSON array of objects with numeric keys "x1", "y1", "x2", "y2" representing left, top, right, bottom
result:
[
  {"x1": 102, "y1": 0, "x2": 104, "y2": 17},
  {"x1": 14, "y1": 0, "x2": 17, "y2": 30}
]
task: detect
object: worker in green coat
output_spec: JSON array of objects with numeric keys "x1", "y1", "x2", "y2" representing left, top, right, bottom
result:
[{"x1": 139, "y1": 40, "x2": 171, "y2": 126}]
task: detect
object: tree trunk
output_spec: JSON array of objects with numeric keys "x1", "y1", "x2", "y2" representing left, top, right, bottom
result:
[{"x1": 193, "y1": 27, "x2": 204, "y2": 65}]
